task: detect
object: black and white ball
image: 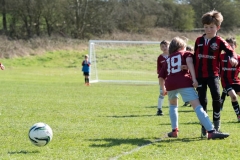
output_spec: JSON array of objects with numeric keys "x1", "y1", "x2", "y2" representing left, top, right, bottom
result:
[{"x1": 28, "y1": 122, "x2": 53, "y2": 147}]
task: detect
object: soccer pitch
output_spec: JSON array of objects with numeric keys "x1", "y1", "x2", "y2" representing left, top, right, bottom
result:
[
  {"x1": 0, "y1": 67, "x2": 239, "y2": 159},
  {"x1": 0, "y1": 51, "x2": 239, "y2": 159}
]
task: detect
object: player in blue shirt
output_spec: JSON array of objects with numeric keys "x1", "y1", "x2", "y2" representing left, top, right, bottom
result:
[{"x1": 82, "y1": 55, "x2": 91, "y2": 86}]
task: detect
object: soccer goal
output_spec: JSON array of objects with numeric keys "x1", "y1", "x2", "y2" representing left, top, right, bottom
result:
[{"x1": 88, "y1": 40, "x2": 162, "y2": 84}]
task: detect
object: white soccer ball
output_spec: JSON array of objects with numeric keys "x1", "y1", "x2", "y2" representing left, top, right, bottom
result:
[{"x1": 28, "y1": 122, "x2": 53, "y2": 147}]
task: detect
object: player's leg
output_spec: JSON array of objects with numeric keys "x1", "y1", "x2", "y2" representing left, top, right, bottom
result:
[
  {"x1": 228, "y1": 85, "x2": 240, "y2": 121},
  {"x1": 167, "y1": 90, "x2": 178, "y2": 137},
  {"x1": 220, "y1": 88, "x2": 227, "y2": 111},
  {"x1": 190, "y1": 98, "x2": 229, "y2": 139},
  {"x1": 179, "y1": 87, "x2": 229, "y2": 139},
  {"x1": 157, "y1": 86, "x2": 164, "y2": 116},
  {"x1": 86, "y1": 72, "x2": 90, "y2": 86},
  {"x1": 196, "y1": 78, "x2": 208, "y2": 136},
  {"x1": 208, "y1": 77, "x2": 221, "y2": 131},
  {"x1": 83, "y1": 72, "x2": 87, "y2": 85}
]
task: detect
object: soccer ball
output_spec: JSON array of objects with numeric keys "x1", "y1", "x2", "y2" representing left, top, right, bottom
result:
[{"x1": 28, "y1": 122, "x2": 53, "y2": 147}]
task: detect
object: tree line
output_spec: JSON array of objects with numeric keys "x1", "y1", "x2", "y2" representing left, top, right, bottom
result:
[{"x1": 0, "y1": 0, "x2": 240, "y2": 39}]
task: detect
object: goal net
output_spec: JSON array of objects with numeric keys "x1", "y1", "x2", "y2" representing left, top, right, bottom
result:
[{"x1": 89, "y1": 40, "x2": 162, "y2": 84}]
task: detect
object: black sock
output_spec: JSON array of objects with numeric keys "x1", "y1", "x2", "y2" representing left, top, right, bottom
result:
[{"x1": 232, "y1": 101, "x2": 240, "y2": 115}]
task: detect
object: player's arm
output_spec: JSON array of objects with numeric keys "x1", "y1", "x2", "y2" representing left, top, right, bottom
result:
[
  {"x1": 159, "y1": 77, "x2": 167, "y2": 96},
  {"x1": 159, "y1": 64, "x2": 167, "y2": 95},
  {"x1": 221, "y1": 40, "x2": 238, "y2": 67},
  {"x1": 186, "y1": 57, "x2": 198, "y2": 88},
  {"x1": 157, "y1": 56, "x2": 161, "y2": 74}
]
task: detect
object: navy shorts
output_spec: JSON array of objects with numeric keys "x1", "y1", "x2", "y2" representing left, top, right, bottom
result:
[
  {"x1": 224, "y1": 84, "x2": 240, "y2": 93},
  {"x1": 83, "y1": 72, "x2": 89, "y2": 76}
]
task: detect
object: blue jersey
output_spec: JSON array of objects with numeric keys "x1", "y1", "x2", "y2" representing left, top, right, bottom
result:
[{"x1": 82, "y1": 60, "x2": 91, "y2": 72}]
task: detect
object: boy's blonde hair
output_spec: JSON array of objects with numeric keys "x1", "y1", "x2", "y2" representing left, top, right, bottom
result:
[
  {"x1": 202, "y1": 10, "x2": 223, "y2": 26},
  {"x1": 169, "y1": 37, "x2": 187, "y2": 55}
]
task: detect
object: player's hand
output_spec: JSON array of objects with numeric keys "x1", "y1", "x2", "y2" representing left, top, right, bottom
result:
[
  {"x1": 0, "y1": 63, "x2": 5, "y2": 70},
  {"x1": 161, "y1": 87, "x2": 167, "y2": 96},
  {"x1": 229, "y1": 57, "x2": 238, "y2": 67},
  {"x1": 181, "y1": 65, "x2": 188, "y2": 70},
  {"x1": 192, "y1": 79, "x2": 198, "y2": 88}
]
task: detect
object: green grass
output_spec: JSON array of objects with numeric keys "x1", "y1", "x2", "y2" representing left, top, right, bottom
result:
[{"x1": 0, "y1": 48, "x2": 240, "y2": 159}]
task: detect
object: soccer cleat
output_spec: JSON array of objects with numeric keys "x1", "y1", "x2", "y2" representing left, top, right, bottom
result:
[
  {"x1": 201, "y1": 127, "x2": 207, "y2": 138},
  {"x1": 156, "y1": 109, "x2": 163, "y2": 116},
  {"x1": 207, "y1": 130, "x2": 229, "y2": 139},
  {"x1": 168, "y1": 128, "x2": 178, "y2": 138}
]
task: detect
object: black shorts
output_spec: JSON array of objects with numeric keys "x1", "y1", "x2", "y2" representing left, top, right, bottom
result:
[
  {"x1": 224, "y1": 84, "x2": 240, "y2": 93},
  {"x1": 83, "y1": 72, "x2": 89, "y2": 76}
]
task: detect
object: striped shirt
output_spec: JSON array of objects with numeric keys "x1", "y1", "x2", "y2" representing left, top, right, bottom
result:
[{"x1": 194, "y1": 34, "x2": 235, "y2": 78}]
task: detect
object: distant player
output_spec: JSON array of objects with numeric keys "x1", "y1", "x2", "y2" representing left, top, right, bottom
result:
[
  {"x1": 82, "y1": 55, "x2": 91, "y2": 86},
  {"x1": 156, "y1": 40, "x2": 170, "y2": 116},
  {"x1": 220, "y1": 37, "x2": 240, "y2": 121}
]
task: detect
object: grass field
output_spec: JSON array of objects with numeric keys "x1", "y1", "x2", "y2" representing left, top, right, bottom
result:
[{"x1": 0, "y1": 48, "x2": 240, "y2": 160}]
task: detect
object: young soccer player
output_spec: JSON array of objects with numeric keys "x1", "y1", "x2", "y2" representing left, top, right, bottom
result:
[
  {"x1": 82, "y1": 55, "x2": 91, "y2": 86},
  {"x1": 159, "y1": 36, "x2": 229, "y2": 139},
  {"x1": 193, "y1": 10, "x2": 238, "y2": 136},
  {"x1": 220, "y1": 37, "x2": 240, "y2": 121},
  {"x1": 156, "y1": 40, "x2": 170, "y2": 116}
]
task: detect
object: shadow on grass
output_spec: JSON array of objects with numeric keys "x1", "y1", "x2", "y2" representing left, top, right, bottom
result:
[
  {"x1": 225, "y1": 121, "x2": 240, "y2": 124},
  {"x1": 8, "y1": 150, "x2": 40, "y2": 155},
  {"x1": 88, "y1": 137, "x2": 203, "y2": 148},
  {"x1": 159, "y1": 121, "x2": 200, "y2": 126},
  {"x1": 145, "y1": 106, "x2": 169, "y2": 109},
  {"x1": 105, "y1": 115, "x2": 155, "y2": 118},
  {"x1": 178, "y1": 110, "x2": 194, "y2": 113},
  {"x1": 156, "y1": 137, "x2": 204, "y2": 145},
  {"x1": 88, "y1": 138, "x2": 154, "y2": 147}
]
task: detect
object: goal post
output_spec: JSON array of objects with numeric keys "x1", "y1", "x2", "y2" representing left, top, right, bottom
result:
[{"x1": 88, "y1": 40, "x2": 162, "y2": 84}]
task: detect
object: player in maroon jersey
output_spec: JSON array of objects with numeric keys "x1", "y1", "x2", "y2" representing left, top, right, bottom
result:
[
  {"x1": 220, "y1": 37, "x2": 240, "y2": 121},
  {"x1": 193, "y1": 10, "x2": 238, "y2": 137},
  {"x1": 156, "y1": 40, "x2": 170, "y2": 116},
  {"x1": 159, "y1": 37, "x2": 229, "y2": 139}
]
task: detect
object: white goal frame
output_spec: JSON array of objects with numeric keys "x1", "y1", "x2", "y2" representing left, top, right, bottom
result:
[{"x1": 88, "y1": 40, "x2": 162, "y2": 84}]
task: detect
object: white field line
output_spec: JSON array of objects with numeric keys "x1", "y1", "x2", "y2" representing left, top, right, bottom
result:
[{"x1": 109, "y1": 138, "x2": 163, "y2": 160}]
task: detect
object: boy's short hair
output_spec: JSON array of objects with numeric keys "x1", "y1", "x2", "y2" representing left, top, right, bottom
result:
[
  {"x1": 186, "y1": 46, "x2": 193, "y2": 52},
  {"x1": 225, "y1": 37, "x2": 237, "y2": 46},
  {"x1": 202, "y1": 10, "x2": 223, "y2": 26},
  {"x1": 169, "y1": 37, "x2": 187, "y2": 55},
  {"x1": 85, "y1": 55, "x2": 89, "y2": 58},
  {"x1": 160, "y1": 40, "x2": 170, "y2": 46}
]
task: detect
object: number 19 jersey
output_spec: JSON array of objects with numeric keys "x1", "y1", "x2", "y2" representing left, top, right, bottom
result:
[{"x1": 159, "y1": 50, "x2": 194, "y2": 91}]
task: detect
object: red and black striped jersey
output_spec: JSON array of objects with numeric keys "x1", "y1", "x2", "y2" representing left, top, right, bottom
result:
[
  {"x1": 194, "y1": 34, "x2": 236, "y2": 78},
  {"x1": 220, "y1": 53, "x2": 240, "y2": 88},
  {"x1": 157, "y1": 54, "x2": 168, "y2": 77},
  {"x1": 159, "y1": 51, "x2": 193, "y2": 91}
]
